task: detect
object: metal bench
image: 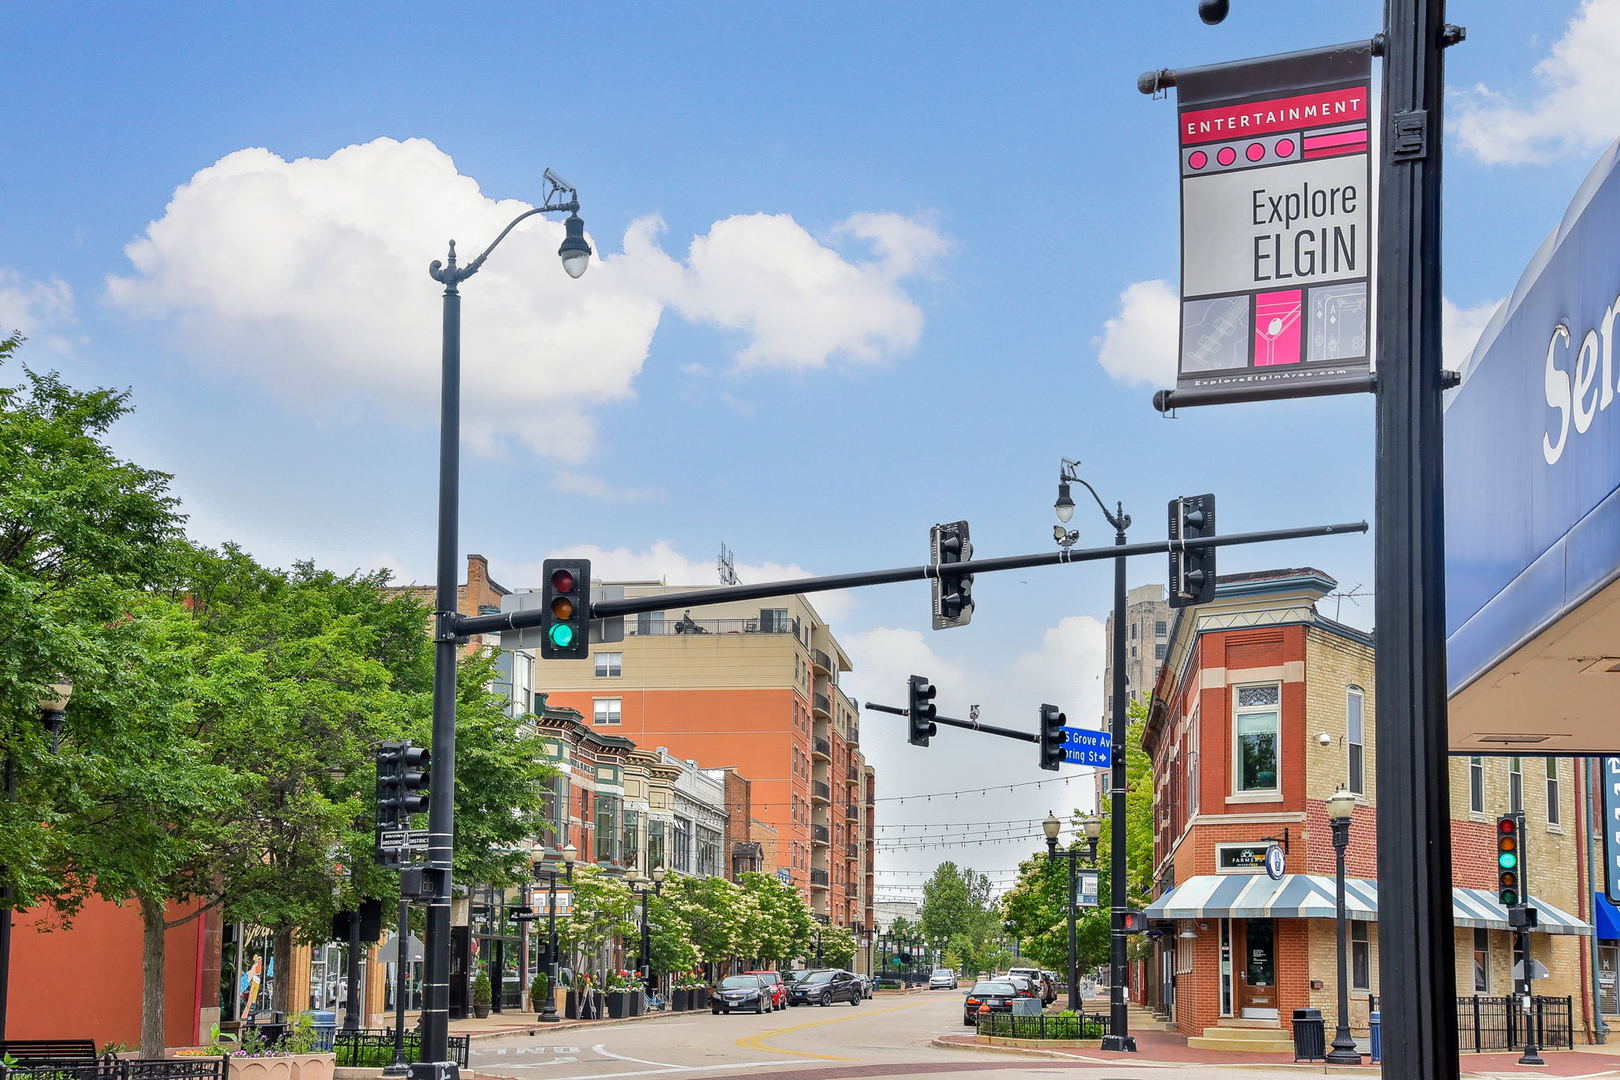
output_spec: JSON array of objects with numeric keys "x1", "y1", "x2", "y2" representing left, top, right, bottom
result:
[{"x1": 0, "y1": 1041, "x2": 98, "y2": 1061}]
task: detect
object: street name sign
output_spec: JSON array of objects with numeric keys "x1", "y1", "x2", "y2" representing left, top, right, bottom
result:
[
  {"x1": 1060, "y1": 727, "x2": 1112, "y2": 767},
  {"x1": 379, "y1": 829, "x2": 430, "y2": 851},
  {"x1": 1170, "y1": 42, "x2": 1373, "y2": 399}
]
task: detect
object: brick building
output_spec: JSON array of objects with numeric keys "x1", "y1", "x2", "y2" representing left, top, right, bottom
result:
[{"x1": 1142, "y1": 568, "x2": 1590, "y2": 1050}]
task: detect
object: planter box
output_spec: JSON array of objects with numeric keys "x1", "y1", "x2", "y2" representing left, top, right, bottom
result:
[
  {"x1": 607, "y1": 991, "x2": 633, "y2": 1019},
  {"x1": 564, "y1": 991, "x2": 579, "y2": 1019},
  {"x1": 673, "y1": 989, "x2": 691, "y2": 1012},
  {"x1": 227, "y1": 1054, "x2": 336, "y2": 1080}
]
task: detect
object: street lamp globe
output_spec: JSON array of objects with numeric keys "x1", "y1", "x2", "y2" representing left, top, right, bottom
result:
[
  {"x1": 1080, "y1": 815, "x2": 1103, "y2": 841},
  {"x1": 651, "y1": 864, "x2": 667, "y2": 884},
  {"x1": 1327, "y1": 788, "x2": 1356, "y2": 821},
  {"x1": 562, "y1": 842, "x2": 579, "y2": 868},
  {"x1": 1042, "y1": 812, "x2": 1062, "y2": 840},
  {"x1": 36, "y1": 680, "x2": 72, "y2": 713},
  {"x1": 558, "y1": 213, "x2": 592, "y2": 278},
  {"x1": 1054, "y1": 482, "x2": 1076, "y2": 524}
]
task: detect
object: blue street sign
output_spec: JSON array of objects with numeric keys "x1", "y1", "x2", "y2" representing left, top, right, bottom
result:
[{"x1": 1060, "y1": 727, "x2": 1112, "y2": 767}]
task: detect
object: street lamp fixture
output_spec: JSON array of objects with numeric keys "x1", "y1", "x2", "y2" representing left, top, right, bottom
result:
[
  {"x1": 1044, "y1": 811, "x2": 1098, "y2": 1011},
  {"x1": 1325, "y1": 788, "x2": 1362, "y2": 1065},
  {"x1": 531, "y1": 840, "x2": 578, "y2": 1024},
  {"x1": 419, "y1": 167, "x2": 589, "y2": 1062},
  {"x1": 630, "y1": 864, "x2": 665, "y2": 994}
]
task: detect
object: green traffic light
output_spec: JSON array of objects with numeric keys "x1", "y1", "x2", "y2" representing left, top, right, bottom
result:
[
  {"x1": 1498, "y1": 851, "x2": 1517, "y2": 870},
  {"x1": 1500, "y1": 889, "x2": 1518, "y2": 906},
  {"x1": 548, "y1": 623, "x2": 576, "y2": 648}
]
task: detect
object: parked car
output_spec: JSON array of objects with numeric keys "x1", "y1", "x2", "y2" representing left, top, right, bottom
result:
[
  {"x1": 963, "y1": 980, "x2": 1019, "y2": 1026},
  {"x1": 783, "y1": 969, "x2": 814, "y2": 1005},
  {"x1": 1007, "y1": 967, "x2": 1054, "y2": 1004},
  {"x1": 928, "y1": 968, "x2": 959, "y2": 990},
  {"x1": 1004, "y1": 974, "x2": 1040, "y2": 1000},
  {"x1": 744, "y1": 970, "x2": 788, "y2": 1010},
  {"x1": 712, "y1": 974, "x2": 774, "y2": 1014},
  {"x1": 786, "y1": 968, "x2": 861, "y2": 1007}
]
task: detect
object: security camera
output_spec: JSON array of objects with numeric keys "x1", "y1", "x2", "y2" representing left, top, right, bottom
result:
[
  {"x1": 1198, "y1": 0, "x2": 1230, "y2": 24},
  {"x1": 1316, "y1": 732, "x2": 1332, "y2": 747}
]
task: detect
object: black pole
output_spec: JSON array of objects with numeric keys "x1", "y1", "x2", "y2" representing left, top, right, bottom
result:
[
  {"x1": 1067, "y1": 856, "x2": 1079, "y2": 1011},
  {"x1": 1327, "y1": 815, "x2": 1360, "y2": 1063},
  {"x1": 1518, "y1": 925, "x2": 1543, "y2": 1065},
  {"x1": 1373, "y1": 4, "x2": 1460, "y2": 1078},
  {"x1": 638, "y1": 890, "x2": 653, "y2": 993},
  {"x1": 1101, "y1": 510, "x2": 1136, "y2": 1053},
  {"x1": 421, "y1": 248, "x2": 462, "y2": 1066},
  {"x1": 343, "y1": 911, "x2": 364, "y2": 1032},
  {"x1": 385, "y1": 900, "x2": 409, "y2": 1075},
  {"x1": 0, "y1": 754, "x2": 14, "y2": 1045}
]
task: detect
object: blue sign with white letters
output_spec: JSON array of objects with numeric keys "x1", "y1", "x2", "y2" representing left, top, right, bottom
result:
[
  {"x1": 1604, "y1": 757, "x2": 1620, "y2": 905},
  {"x1": 1060, "y1": 727, "x2": 1112, "y2": 767}
]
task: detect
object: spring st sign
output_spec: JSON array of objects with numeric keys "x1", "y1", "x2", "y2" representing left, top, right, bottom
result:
[{"x1": 1170, "y1": 42, "x2": 1373, "y2": 397}]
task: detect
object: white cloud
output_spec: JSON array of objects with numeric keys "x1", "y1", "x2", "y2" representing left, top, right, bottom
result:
[
  {"x1": 1092, "y1": 278, "x2": 1178, "y2": 387},
  {"x1": 0, "y1": 269, "x2": 78, "y2": 355},
  {"x1": 1455, "y1": 0, "x2": 1620, "y2": 165},
  {"x1": 551, "y1": 470, "x2": 664, "y2": 504},
  {"x1": 107, "y1": 137, "x2": 946, "y2": 460},
  {"x1": 1443, "y1": 295, "x2": 1503, "y2": 375}
]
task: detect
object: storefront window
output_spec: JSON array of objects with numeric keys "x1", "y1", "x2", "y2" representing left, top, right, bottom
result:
[
  {"x1": 1474, "y1": 928, "x2": 1490, "y2": 992},
  {"x1": 1351, "y1": 922, "x2": 1370, "y2": 990},
  {"x1": 1234, "y1": 685, "x2": 1280, "y2": 792},
  {"x1": 1600, "y1": 945, "x2": 1618, "y2": 1014}
]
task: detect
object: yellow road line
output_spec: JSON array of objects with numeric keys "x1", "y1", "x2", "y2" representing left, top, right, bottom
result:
[{"x1": 734, "y1": 1000, "x2": 928, "y2": 1061}]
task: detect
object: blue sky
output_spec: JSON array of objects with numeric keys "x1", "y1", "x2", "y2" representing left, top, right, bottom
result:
[{"x1": 7, "y1": 0, "x2": 1618, "y2": 898}]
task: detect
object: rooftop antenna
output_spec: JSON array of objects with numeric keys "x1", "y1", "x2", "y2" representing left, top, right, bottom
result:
[
  {"x1": 1328, "y1": 583, "x2": 1371, "y2": 621},
  {"x1": 718, "y1": 542, "x2": 741, "y2": 586}
]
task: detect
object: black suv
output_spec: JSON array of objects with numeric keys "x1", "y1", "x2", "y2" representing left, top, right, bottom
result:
[{"x1": 786, "y1": 968, "x2": 861, "y2": 1007}]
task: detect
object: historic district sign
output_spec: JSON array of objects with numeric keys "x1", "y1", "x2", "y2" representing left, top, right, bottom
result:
[
  {"x1": 1605, "y1": 757, "x2": 1620, "y2": 904},
  {"x1": 1171, "y1": 42, "x2": 1373, "y2": 396}
]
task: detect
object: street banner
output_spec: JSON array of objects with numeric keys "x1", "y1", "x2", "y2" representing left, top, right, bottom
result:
[
  {"x1": 1074, "y1": 869, "x2": 1100, "y2": 908},
  {"x1": 1172, "y1": 42, "x2": 1372, "y2": 399},
  {"x1": 1604, "y1": 758, "x2": 1620, "y2": 904}
]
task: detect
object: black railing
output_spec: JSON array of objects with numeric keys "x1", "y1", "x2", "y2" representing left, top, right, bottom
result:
[
  {"x1": 847, "y1": 764, "x2": 860, "y2": 781},
  {"x1": 813, "y1": 649, "x2": 831, "y2": 671},
  {"x1": 976, "y1": 1012, "x2": 1111, "y2": 1039},
  {"x1": 846, "y1": 843, "x2": 860, "y2": 859},
  {"x1": 811, "y1": 823, "x2": 830, "y2": 843},
  {"x1": 812, "y1": 780, "x2": 830, "y2": 801},
  {"x1": 1367, "y1": 995, "x2": 1573, "y2": 1052},
  {"x1": 845, "y1": 805, "x2": 860, "y2": 820},
  {"x1": 0, "y1": 1061, "x2": 227, "y2": 1080},
  {"x1": 812, "y1": 736, "x2": 831, "y2": 758},
  {"x1": 332, "y1": 1031, "x2": 471, "y2": 1068},
  {"x1": 812, "y1": 692, "x2": 831, "y2": 714},
  {"x1": 810, "y1": 868, "x2": 829, "y2": 886},
  {"x1": 629, "y1": 617, "x2": 798, "y2": 636}
]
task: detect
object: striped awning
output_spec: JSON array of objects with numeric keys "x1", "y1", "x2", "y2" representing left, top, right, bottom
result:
[{"x1": 1145, "y1": 875, "x2": 1590, "y2": 936}]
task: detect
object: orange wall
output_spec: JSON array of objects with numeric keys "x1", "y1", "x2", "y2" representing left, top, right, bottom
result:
[{"x1": 11, "y1": 896, "x2": 206, "y2": 1049}]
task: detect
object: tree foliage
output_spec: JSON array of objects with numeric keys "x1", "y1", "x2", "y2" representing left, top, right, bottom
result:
[
  {"x1": 737, "y1": 871, "x2": 811, "y2": 968},
  {"x1": 920, "y1": 862, "x2": 1006, "y2": 976}
]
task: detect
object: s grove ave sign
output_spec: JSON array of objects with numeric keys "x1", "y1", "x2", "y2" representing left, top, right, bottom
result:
[{"x1": 1167, "y1": 43, "x2": 1373, "y2": 398}]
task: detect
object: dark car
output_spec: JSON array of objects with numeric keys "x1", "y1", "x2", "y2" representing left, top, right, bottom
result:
[
  {"x1": 786, "y1": 968, "x2": 861, "y2": 1007},
  {"x1": 712, "y1": 974, "x2": 774, "y2": 1014},
  {"x1": 1009, "y1": 966, "x2": 1056, "y2": 1005},
  {"x1": 1004, "y1": 974, "x2": 1040, "y2": 1001},
  {"x1": 744, "y1": 970, "x2": 788, "y2": 1009},
  {"x1": 963, "y1": 980, "x2": 1019, "y2": 1026}
]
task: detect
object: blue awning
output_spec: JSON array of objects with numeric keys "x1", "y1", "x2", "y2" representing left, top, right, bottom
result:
[{"x1": 1594, "y1": 893, "x2": 1620, "y2": 940}]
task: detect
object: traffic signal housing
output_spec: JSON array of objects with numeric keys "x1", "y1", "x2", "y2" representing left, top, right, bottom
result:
[
  {"x1": 375, "y1": 740, "x2": 431, "y2": 827},
  {"x1": 930, "y1": 521, "x2": 974, "y2": 629},
  {"x1": 541, "y1": 558, "x2": 591, "y2": 660},
  {"x1": 1120, "y1": 910, "x2": 1148, "y2": 934},
  {"x1": 1497, "y1": 814, "x2": 1521, "y2": 907},
  {"x1": 907, "y1": 675, "x2": 938, "y2": 747},
  {"x1": 1168, "y1": 494, "x2": 1217, "y2": 609},
  {"x1": 1038, "y1": 703, "x2": 1066, "y2": 772}
]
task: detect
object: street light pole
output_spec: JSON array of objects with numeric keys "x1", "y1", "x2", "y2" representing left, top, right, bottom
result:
[
  {"x1": 630, "y1": 866, "x2": 664, "y2": 995},
  {"x1": 419, "y1": 173, "x2": 589, "y2": 1066},
  {"x1": 1055, "y1": 461, "x2": 1135, "y2": 1052},
  {"x1": 533, "y1": 843, "x2": 576, "y2": 1024},
  {"x1": 1044, "y1": 812, "x2": 1101, "y2": 1012},
  {"x1": 1326, "y1": 790, "x2": 1362, "y2": 1065}
]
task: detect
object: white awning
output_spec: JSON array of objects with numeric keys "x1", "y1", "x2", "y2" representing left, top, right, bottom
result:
[{"x1": 1145, "y1": 874, "x2": 1590, "y2": 936}]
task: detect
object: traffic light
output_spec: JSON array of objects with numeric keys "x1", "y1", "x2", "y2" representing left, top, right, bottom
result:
[
  {"x1": 1038, "y1": 703, "x2": 1066, "y2": 772},
  {"x1": 540, "y1": 558, "x2": 591, "y2": 660},
  {"x1": 1497, "y1": 814, "x2": 1521, "y2": 907},
  {"x1": 907, "y1": 675, "x2": 938, "y2": 747},
  {"x1": 1168, "y1": 493, "x2": 1217, "y2": 609},
  {"x1": 375, "y1": 740, "x2": 431, "y2": 827},
  {"x1": 930, "y1": 521, "x2": 974, "y2": 629},
  {"x1": 375, "y1": 740, "x2": 404, "y2": 828},
  {"x1": 1120, "y1": 910, "x2": 1147, "y2": 934},
  {"x1": 398, "y1": 743, "x2": 430, "y2": 818}
]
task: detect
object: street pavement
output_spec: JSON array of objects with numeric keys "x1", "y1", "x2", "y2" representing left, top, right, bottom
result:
[{"x1": 459, "y1": 988, "x2": 1620, "y2": 1079}]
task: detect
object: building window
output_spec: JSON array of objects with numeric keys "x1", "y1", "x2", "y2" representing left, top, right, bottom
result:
[
  {"x1": 1187, "y1": 713, "x2": 1200, "y2": 817},
  {"x1": 673, "y1": 818, "x2": 692, "y2": 873},
  {"x1": 595, "y1": 795, "x2": 620, "y2": 863},
  {"x1": 1155, "y1": 620, "x2": 1168, "y2": 637},
  {"x1": 1473, "y1": 928, "x2": 1489, "y2": 992},
  {"x1": 540, "y1": 773, "x2": 570, "y2": 849},
  {"x1": 1234, "y1": 684, "x2": 1281, "y2": 793},
  {"x1": 1351, "y1": 922, "x2": 1371, "y2": 990},
  {"x1": 1154, "y1": 643, "x2": 1166, "y2": 661},
  {"x1": 1547, "y1": 758, "x2": 1561, "y2": 827},
  {"x1": 595, "y1": 652, "x2": 622, "y2": 677},
  {"x1": 647, "y1": 819, "x2": 666, "y2": 870},
  {"x1": 1469, "y1": 757, "x2": 1485, "y2": 814},
  {"x1": 1130, "y1": 645, "x2": 1138, "y2": 659},
  {"x1": 621, "y1": 808, "x2": 639, "y2": 870},
  {"x1": 1509, "y1": 757, "x2": 1523, "y2": 813},
  {"x1": 1346, "y1": 686, "x2": 1365, "y2": 795},
  {"x1": 696, "y1": 826, "x2": 721, "y2": 877},
  {"x1": 1131, "y1": 623, "x2": 1138, "y2": 640},
  {"x1": 593, "y1": 697, "x2": 622, "y2": 726}
]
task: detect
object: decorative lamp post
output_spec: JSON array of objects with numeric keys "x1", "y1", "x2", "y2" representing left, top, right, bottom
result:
[
  {"x1": 532, "y1": 841, "x2": 577, "y2": 1024},
  {"x1": 0, "y1": 680, "x2": 72, "y2": 1044},
  {"x1": 629, "y1": 865, "x2": 665, "y2": 994},
  {"x1": 1326, "y1": 789, "x2": 1363, "y2": 1065},
  {"x1": 1044, "y1": 811, "x2": 1101, "y2": 1011}
]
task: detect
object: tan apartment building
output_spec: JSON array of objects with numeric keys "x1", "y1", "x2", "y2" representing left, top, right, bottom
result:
[{"x1": 535, "y1": 583, "x2": 875, "y2": 932}]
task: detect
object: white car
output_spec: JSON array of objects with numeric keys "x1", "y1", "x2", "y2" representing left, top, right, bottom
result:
[{"x1": 928, "y1": 968, "x2": 959, "y2": 990}]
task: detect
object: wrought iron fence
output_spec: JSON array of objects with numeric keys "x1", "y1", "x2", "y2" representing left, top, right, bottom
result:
[
  {"x1": 1367, "y1": 995, "x2": 1573, "y2": 1052},
  {"x1": 331, "y1": 1032, "x2": 470, "y2": 1068},
  {"x1": 0, "y1": 1060, "x2": 227, "y2": 1080},
  {"x1": 976, "y1": 1012, "x2": 1111, "y2": 1040}
]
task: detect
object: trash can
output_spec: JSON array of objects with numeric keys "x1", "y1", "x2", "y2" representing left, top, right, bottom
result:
[
  {"x1": 306, "y1": 1011, "x2": 337, "y2": 1051},
  {"x1": 1369, "y1": 1011, "x2": 1381, "y2": 1063},
  {"x1": 1291, "y1": 1007, "x2": 1326, "y2": 1062}
]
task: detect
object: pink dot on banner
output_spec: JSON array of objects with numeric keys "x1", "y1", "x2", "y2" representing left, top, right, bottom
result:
[
  {"x1": 1246, "y1": 142, "x2": 1265, "y2": 162},
  {"x1": 1275, "y1": 138, "x2": 1295, "y2": 157},
  {"x1": 1217, "y1": 146, "x2": 1236, "y2": 166},
  {"x1": 1188, "y1": 150, "x2": 1208, "y2": 170}
]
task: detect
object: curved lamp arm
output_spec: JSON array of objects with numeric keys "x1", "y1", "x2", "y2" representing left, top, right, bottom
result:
[
  {"x1": 1059, "y1": 458, "x2": 1131, "y2": 533},
  {"x1": 429, "y1": 176, "x2": 582, "y2": 288}
]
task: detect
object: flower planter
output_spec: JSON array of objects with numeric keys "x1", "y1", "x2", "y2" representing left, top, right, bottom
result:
[
  {"x1": 226, "y1": 1053, "x2": 335, "y2": 1080},
  {"x1": 607, "y1": 991, "x2": 633, "y2": 1019},
  {"x1": 692, "y1": 988, "x2": 709, "y2": 1010},
  {"x1": 564, "y1": 991, "x2": 579, "y2": 1019},
  {"x1": 472, "y1": 1004, "x2": 490, "y2": 1019},
  {"x1": 673, "y1": 989, "x2": 691, "y2": 1012}
]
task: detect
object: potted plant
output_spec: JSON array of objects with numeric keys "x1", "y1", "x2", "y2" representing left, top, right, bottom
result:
[
  {"x1": 605, "y1": 970, "x2": 642, "y2": 1018},
  {"x1": 181, "y1": 1017, "x2": 335, "y2": 1080},
  {"x1": 471, "y1": 970, "x2": 493, "y2": 1020},
  {"x1": 529, "y1": 972, "x2": 550, "y2": 1015}
]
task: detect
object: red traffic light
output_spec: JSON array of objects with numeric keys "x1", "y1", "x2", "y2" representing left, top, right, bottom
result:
[
  {"x1": 551, "y1": 568, "x2": 577, "y2": 594},
  {"x1": 1498, "y1": 817, "x2": 1515, "y2": 834}
]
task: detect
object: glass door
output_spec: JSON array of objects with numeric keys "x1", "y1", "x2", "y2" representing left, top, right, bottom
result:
[{"x1": 1220, "y1": 919, "x2": 1233, "y2": 1016}]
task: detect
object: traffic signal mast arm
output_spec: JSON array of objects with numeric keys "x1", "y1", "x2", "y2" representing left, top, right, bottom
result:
[
  {"x1": 454, "y1": 518, "x2": 1368, "y2": 637},
  {"x1": 862, "y1": 701, "x2": 1040, "y2": 744}
]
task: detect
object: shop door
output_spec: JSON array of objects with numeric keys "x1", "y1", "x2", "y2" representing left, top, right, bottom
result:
[{"x1": 1238, "y1": 918, "x2": 1278, "y2": 1018}]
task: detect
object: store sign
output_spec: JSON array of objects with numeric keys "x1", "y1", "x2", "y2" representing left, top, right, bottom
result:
[
  {"x1": 1171, "y1": 41, "x2": 1373, "y2": 398},
  {"x1": 1216, "y1": 844, "x2": 1272, "y2": 873}
]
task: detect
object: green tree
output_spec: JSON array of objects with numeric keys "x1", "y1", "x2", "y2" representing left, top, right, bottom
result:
[
  {"x1": 645, "y1": 892, "x2": 700, "y2": 976},
  {"x1": 736, "y1": 871, "x2": 810, "y2": 968},
  {"x1": 664, "y1": 874, "x2": 742, "y2": 972},
  {"x1": 556, "y1": 865, "x2": 635, "y2": 979},
  {"x1": 920, "y1": 862, "x2": 1005, "y2": 977},
  {"x1": 816, "y1": 924, "x2": 857, "y2": 968}
]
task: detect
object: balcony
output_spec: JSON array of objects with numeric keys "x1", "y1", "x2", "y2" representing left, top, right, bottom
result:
[
  {"x1": 812, "y1": 735, "x2": 831, "y2": 760},
  {"x1": 848, "y1": 724, "x2": 859, "y2": 745},
  {"x1": 812, "y1": 692, "x2": 831, "y2": 716},
  {"x1": 810, "y1": 868, "x2": 830, "y2": 887},
  {"x1": 846, "y1": 764, "x2": 859, "y2": 781},
  {"x1": 812, "y1": 823, "x2": 830, "y2": 844},
  {"x1": 812, "y1": 648, "x2": 831, "y2": 673},
  {"x1": 627, "y1": 615, "x2": 800, "y2": 636},
  {"x1": 845, "y1": 842, "x2": 859, "y2": 860},
  {"x1": 812, "y1": 780, "x2": 831, "y2": 803},
  {"x1": 844, "y1": 805, "x2": 859, "y2": 821}
]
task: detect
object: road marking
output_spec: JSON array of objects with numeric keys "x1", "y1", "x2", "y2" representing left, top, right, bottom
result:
[
  {"x1": 734, "y1": 1000, "x2": 927, "y2": 1061},
  {"x1": 496, "y1": 1057, "x2": 791, "y2": 1080}
]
